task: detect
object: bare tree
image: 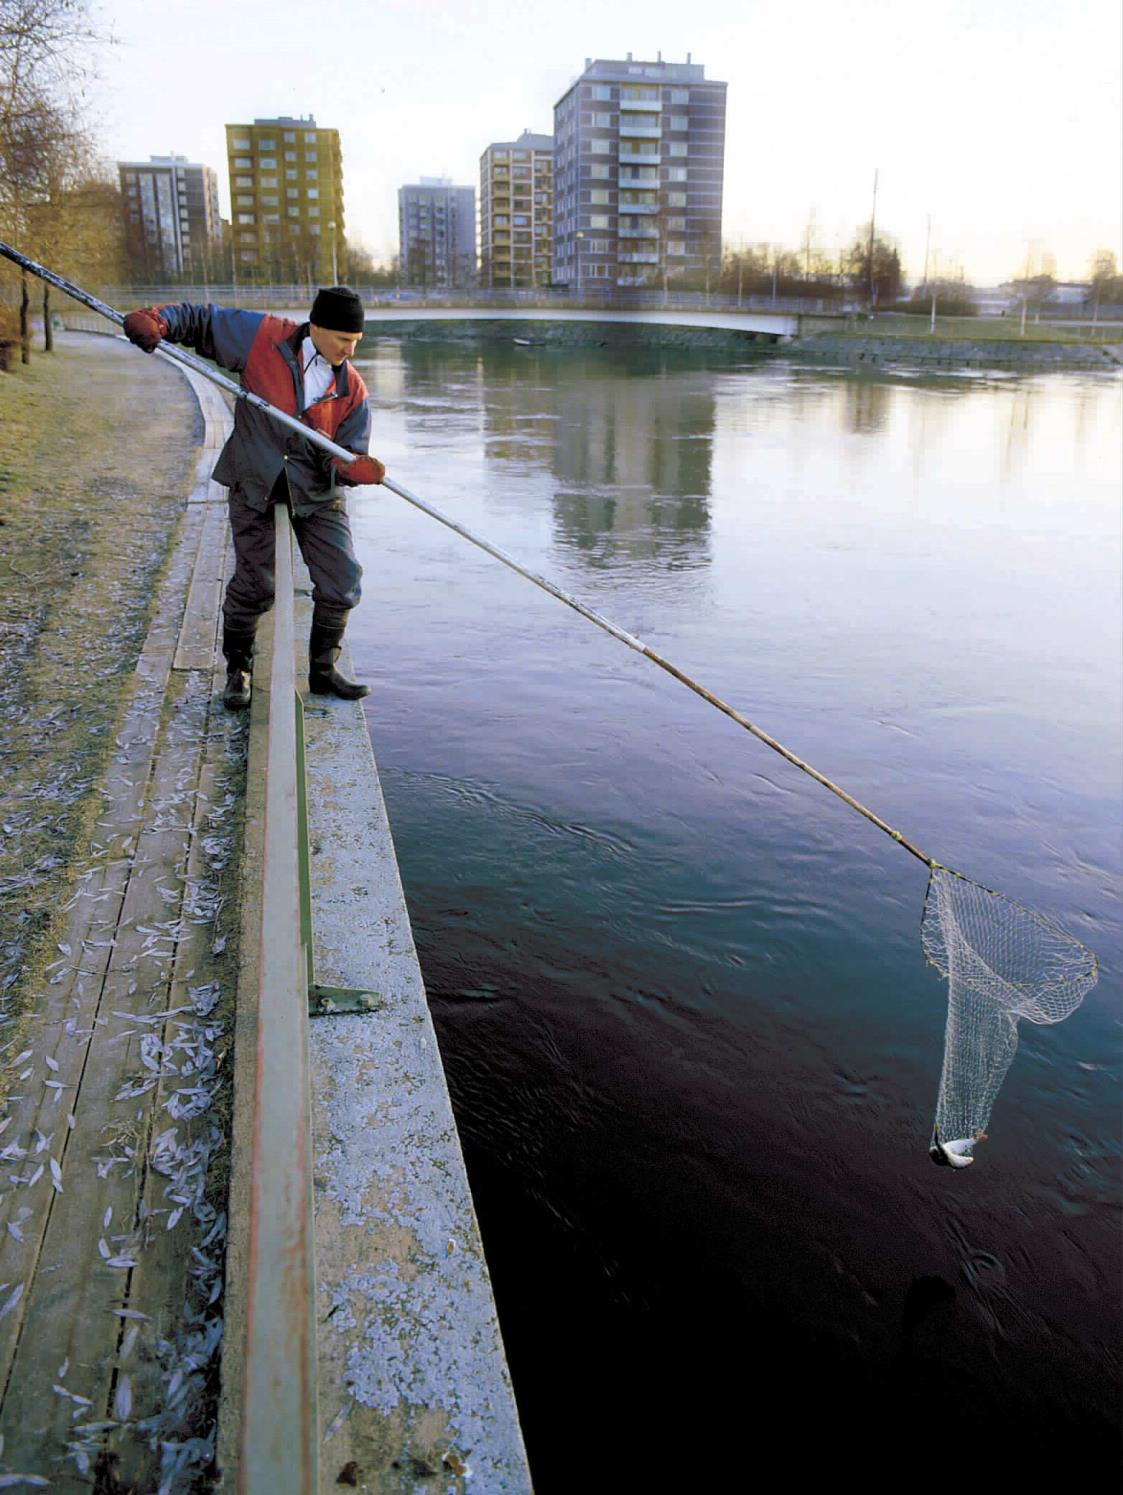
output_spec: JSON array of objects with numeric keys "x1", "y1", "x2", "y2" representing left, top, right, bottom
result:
[{"x1": 0, "y1": 0, "x2": 104, "y2": 358}]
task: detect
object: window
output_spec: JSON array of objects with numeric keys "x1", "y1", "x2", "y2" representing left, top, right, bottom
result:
[
  {"x1": 670, "y1": 89, "x2": 689, "y2": 103},
  {"x1": 590, "y1": 138, "x2": 611, "y2": 154},
  {"x1": 668, "y1": 142, "x2": 687, "y2": 157},
  {"x1": 259, "y1": 157, "x2": 277, "y2": 170},
  {"x1": 307, "y1": 206, "x2": 319, "y2": 217},
  {"x1": 235, "y1": 175, "x2": 253, "y2": 188},
  {"x1": 234, "y1": 157, "x2": 252, "y2": 168},
  {"x1": 667, "y1": 166, "x2": 687, "y2": 182},
  {"x1": 304, "y1": 132, "x2": 317, "y2": 143},
  {"x1": 260, "y1": 176, "x2": 278, "y2": 188},
  {"x1": 285, "y1": 169, "x2": 297, "y2": 180},
  {"x1": 283, "y1": 131, "x2": 295, "y2": 142},
  {"x1": 309, "y1": 223, "x2": 321, "y2": 234},
  {"x1": 237, "y1": 213, "x2": 255, "y2": 224},
  {"x1": 667, "y1": 191, "x2": 686, "y2": 206},
  {"x1": 287, "y1": 206, "x2": 300, "y2": 217},
  {"x1": 593, "y1": 112, "x2": 613, "y2": 127},
  {"x1": 590, "y1": 163, "x2": 610, "y2": 179},
  {"x1": 257, "y1": 138, "x2": 275, "y2": 149},
  {"x1": 305, "y1": 168, "x2": 318, "y2": 180},
  {"x1": 589, "y1": 189, "x2": 611, "y2": 204},
  {"x1": 306, "y1": 188, "x2": 318, "y2": 199},
  {"x1": 668, "y1": 116, "x2": 687, "y2": 130},
  {"x1": 588, "y1": 239, "x2": 611, "y2": 253},
  {"x1": 592, "y1": 84, "x2": 612, "y2": 99},
  {"x1": 286, "y1": 187, "x2": 299, "y2": 198},
  {"x1": 262, "y1": 212, "x2": 279, "y2": 222},
  {"x1": 587, "y1": 264, "x2": 611, "y2": 277},
  {"x1": 668, "y1": 216, "x2": 686, "y2": 231},
  {"x1": 668, "y1": 240, "x2": 686, "y2": 256},
  {"x1": 236, "y1": 194, "x2": 253, "y2": 207},
  {"x1": 232, "y1": 137, "x2": 251, "y2": 150},
  {"x1": 589, "y1": 213, "x2": 611, "y2": 228}
]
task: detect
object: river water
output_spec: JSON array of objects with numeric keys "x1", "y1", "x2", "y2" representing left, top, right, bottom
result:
[{"x1": 347, "y1": 340, "x2": 1121, "y2": 1489}]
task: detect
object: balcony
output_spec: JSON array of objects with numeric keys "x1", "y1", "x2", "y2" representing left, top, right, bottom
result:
[
  {"x1": 619, "y1": 95, "x2": 662, "y2": 110},
  {"x1": 618, "y1": 226, "x2": 659, "y2": 239},
  {"x1": 618, "y1": 120, "x2": 661, "y2": 138},
  {"x1": 618, "y1": 199, "x2": 659, "y2": 213},
  {"x1": 618, "y1": 148, "x2": 660, "y2": 166},
  {"x1": 617, "y1": 252, "x2": 659, "y2": 264}
]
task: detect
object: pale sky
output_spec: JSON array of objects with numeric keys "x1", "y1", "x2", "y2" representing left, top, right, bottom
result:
[{"x1": 91, "y1": 0, "x2": 1121, "y2": 286}]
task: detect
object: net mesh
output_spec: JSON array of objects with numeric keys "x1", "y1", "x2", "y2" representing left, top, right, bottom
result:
[{"x1": 922, "y1": 866, "x2": 1098, "y2": 1160}]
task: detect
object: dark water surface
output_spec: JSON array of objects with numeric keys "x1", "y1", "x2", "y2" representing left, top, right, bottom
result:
[{"x1": 348, "y1": 342, "x2": 1121, "y2": 1489}]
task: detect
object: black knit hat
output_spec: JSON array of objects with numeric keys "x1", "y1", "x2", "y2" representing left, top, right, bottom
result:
[{"x1": 310, "y1": 285, "x2": 364, "y2": 333}]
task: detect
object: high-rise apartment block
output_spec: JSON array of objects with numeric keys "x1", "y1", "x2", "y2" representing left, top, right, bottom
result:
[
  {"x1": 553, "y1": 55, "x2": 726, "y2": 290},
  {"x1": 479, "y1": 131, "x2": 553, "y2": 288},
  {"x1": 225, "y1": 115, "x2": 343, "y2": 283},
  {"x1": 118, "y1": 155, "x2": 222, "y2": 278},
  {"x1": 398, "y1": 179, "x2": 476, "y2": 288}
]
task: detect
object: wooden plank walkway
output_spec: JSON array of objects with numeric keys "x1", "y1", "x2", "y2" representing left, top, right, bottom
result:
[{"x1": 0, "y1": 363, "x2": 239, "y2": 1490}]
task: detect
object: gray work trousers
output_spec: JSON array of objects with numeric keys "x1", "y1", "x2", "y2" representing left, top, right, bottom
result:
[{"x1": 222, "y1": 485, "x2": 363, "y2": 634}]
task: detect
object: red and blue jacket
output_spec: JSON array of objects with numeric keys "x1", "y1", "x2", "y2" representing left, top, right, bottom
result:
[{"x1": 155, "y1": 304, "x2": 372, "y2": 515}]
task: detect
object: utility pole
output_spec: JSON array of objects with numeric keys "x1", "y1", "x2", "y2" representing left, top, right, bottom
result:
[
  {"x1": 923, "y1": 214, "x2": 931, "y2": 290},
  {"x1": 868, "y1": 168, "x2": 879, "y2": 313}
]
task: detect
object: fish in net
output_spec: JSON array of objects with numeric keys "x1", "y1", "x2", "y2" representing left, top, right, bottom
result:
[{"x1": 921, "y1": 866, "x2": 1098, "y2": 1168}]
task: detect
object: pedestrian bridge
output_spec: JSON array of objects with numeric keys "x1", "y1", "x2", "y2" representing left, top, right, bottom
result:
[{"x1": 357, "y1": 304, "x2": 803, "y2": 339}]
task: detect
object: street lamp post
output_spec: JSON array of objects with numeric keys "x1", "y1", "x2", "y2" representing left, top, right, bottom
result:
[{"x1": 328, "y1": 220, "x2": 339, "y2": 285}]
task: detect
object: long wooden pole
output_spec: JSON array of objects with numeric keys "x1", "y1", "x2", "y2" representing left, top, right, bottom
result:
[{"x1": 0, "y1": 239, "x2": 935, "y2": 868}]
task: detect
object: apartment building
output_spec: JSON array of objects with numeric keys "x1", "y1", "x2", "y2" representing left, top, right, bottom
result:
[
  {"x1": 225, "y1": 115, "x2": 344, "y2": 283},
  {"x1": 552, "y1": 54, "x2": 726, "y2": 291},
  {"x1": 118, "y1": 155, "x2": 222, "y2": 278},
  {"x1": 398, "y1": 178, "x2": 476, "y2": 288},
  {"x1": 479, "y1": 131, "x2": 553, "y2": 288}
]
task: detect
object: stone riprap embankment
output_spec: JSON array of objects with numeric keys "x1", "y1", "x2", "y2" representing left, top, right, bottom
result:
[{"x1": 788, "y1": 332, "x2": 1120, "y2": 371}]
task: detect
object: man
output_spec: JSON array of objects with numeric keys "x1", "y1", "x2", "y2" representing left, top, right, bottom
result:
[{"x1": 123, "y1": 286, "x2": 385, "y2": 709}]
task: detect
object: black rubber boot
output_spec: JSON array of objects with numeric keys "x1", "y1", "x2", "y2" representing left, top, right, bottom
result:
[
  {"x1": 222, "y1": 625, "x2": 256, "y2": 711},
  {"x1": 308, "y1": 621, "x2": 370, "y2": 700}
]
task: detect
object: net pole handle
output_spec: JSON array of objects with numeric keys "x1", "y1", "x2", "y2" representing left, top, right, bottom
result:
[{"x1": 382, "y1": 477, "x2": 934, "y2": 868}]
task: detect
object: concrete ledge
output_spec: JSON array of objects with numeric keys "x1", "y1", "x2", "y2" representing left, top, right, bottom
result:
[{"x1": 294, "y1": 598, "x2": 530, "y2": 1492}]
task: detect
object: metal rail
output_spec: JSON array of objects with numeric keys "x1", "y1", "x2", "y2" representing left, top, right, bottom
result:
[{"x1": 239, "y1": 504, "x2": 317, "y2": 1494}]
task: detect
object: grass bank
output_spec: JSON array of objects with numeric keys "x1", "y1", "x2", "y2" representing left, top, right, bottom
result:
[
  {"x1": 834, "y1": 312, "x2": 1122, "y2": 344},
  {"x1": 0, "y1": 332, "x2": 199, "y2": 1008}
]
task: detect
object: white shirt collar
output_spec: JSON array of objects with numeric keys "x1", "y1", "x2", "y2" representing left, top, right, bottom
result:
[{"x1": 300, "y1": 334, "x2": 336, "y2": 409}]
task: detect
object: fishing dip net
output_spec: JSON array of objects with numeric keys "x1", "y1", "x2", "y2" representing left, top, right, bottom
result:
[{"x1": 921, "y1": 866, "x2": 1099, "y2": 1167}]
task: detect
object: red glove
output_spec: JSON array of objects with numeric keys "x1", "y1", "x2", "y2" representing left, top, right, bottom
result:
[
  {"x1": 123, "y1": 307, "x2": 168, "y2": 353},
  {"x1": 332, "y1": 453, "x2": 385, "y2": 485}
]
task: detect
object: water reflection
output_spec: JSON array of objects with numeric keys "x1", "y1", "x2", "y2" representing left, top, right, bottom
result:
[{"x1": 843, "y1": 374, "x2": 894, "y2": 434}]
